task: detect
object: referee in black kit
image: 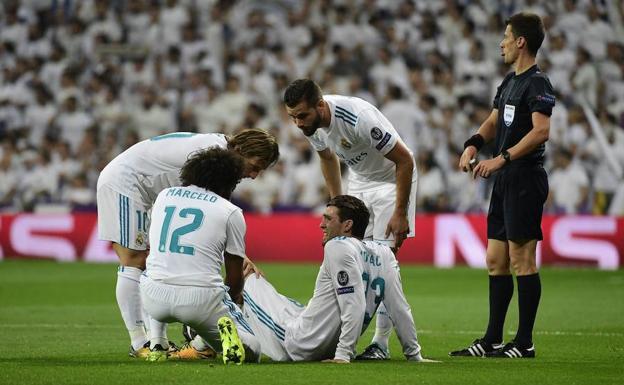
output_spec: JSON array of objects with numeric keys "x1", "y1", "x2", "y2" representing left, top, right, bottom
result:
[{"x1": 449, "y1": 12, "x2": 555, "y2": 359}]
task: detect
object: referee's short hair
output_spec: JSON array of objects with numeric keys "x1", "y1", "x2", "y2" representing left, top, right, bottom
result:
[
  {"x1": 181, "y1": 148, "x2": 244, "y2": 199},
  {"x1": 506, "y1": 12, "x2": 545, "y2": 57},
  {"x1": 327, "y1": 195, "x2": 370, "y2": 240}
]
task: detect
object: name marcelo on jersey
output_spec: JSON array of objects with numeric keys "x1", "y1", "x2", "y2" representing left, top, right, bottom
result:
[
  {"x1": 337, "y1": 151, "x2": 368, "y2": 166},
  {"x1": 166, "y1": 187, "x2": 218, "y2": 202}
]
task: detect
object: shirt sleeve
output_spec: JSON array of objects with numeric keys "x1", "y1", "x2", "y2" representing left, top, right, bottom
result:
[
  {"x1": 355, "y1": 108, "x2": 399, "y2": 156},
  {"x1": 527, "y1": 75, "x2": 556, "y2": 116},
  {"x1": 306, "y1": 130, "x2": 329, "y2": 152},
  {"x1": 323, "y1": 239, "x2": 366, "y2": 362},
  {"x1": 225, "y1": 208, "x2": 246, "y2": 258}
]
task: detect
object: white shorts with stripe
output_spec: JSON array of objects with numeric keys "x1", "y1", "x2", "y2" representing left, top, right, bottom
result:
[
  {"x1": 242, "y1": 275, "x2": 305, "y2": 361},
  {"x1": 140, "y1": 275, "x2": 259, "y2": 354},
  {"x1": 348, "y1": 179, "x2": 417, "y2": 247},
  {"x1": 96, "y1": 185, "x2": 150, "y2": 250}
]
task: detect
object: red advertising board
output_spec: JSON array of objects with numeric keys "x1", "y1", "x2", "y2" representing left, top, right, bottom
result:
[{"x1": 0, "y1": 213, "x2": 622, "y2": 269}]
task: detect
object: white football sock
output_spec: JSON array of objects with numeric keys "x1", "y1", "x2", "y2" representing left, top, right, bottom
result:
[
  {"x1": 148, "y1": 317, "x2": 169, "y2": 350},
  {"x1": 190, "y1": 335, "x2": 211, "y2": 351},
  {"x1": 116, "y1": 266, "x2": 148, "y2": 350},
  {"x1": 371, "y1": 302, "x2": 393, "y2": 351}
]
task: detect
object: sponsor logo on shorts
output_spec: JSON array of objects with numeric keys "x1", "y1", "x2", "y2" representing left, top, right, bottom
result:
[
  {"x1": 375, "y1": 133, "x2": 392, "y2": 150},
  {"x1": 336, "y1": 286, "x2": 354, "y2": 295},
  {"x1": 371, "y1": 127, "x2": 383, "y2": 140},
  {"x1": 337, "y1": 271, "x2": 349, "y2": 286}
]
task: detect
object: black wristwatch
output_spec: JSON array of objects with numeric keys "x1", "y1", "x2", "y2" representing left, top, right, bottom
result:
[{"x1": 501, "y1": 149, "x2": 511, "y2": 164}]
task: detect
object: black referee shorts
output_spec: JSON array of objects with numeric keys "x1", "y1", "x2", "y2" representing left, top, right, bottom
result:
[{"x1": 487, "y1": 165, "x2": 548, "y2": 241}]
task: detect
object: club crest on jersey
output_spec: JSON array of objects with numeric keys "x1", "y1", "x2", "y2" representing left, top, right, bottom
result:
[
  {"x1": 370, "y1": 127, "x2": 383, "y2": 140},
  {"x1": 337, "y1": 271, "x2": 349, "y2": 286},
  {"x1": 340, "y1": 138, "x2": 352, "y2": 149},
  {"x1": 504, "y1": 104, "x2": 515, "y2": 127}
]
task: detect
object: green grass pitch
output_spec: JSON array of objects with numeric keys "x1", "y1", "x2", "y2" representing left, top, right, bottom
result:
[{"x1": 1, "y1": 260, "x2": 623, "y2": 385}]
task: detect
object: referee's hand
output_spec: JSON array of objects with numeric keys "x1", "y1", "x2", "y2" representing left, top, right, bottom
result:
[
  {"x1": 459, "y1": 146, "x2": 478, "y2": 172},
  {"x1": 472, "y1": 156, "x2": 505, "y2": 179}
]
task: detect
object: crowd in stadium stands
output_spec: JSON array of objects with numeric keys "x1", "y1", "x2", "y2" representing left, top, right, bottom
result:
[{"x1": 0, "y1": 0, "x2": 623, "y2": 215}]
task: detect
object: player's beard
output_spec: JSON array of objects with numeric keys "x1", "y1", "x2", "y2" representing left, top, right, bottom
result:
[{"x1": 302, "y1": 112, "x2": 321, "y2": 137}]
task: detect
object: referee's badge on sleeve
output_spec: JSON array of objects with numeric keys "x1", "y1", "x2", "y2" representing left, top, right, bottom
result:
[{"x1": 504, "y1": 104, "x2": 515, "y2": 127}]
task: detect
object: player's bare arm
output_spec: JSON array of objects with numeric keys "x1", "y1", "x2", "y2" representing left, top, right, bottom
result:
[
  {"x1": 472, "y1": 111, "x2": 550, "y2": 179},
  {"x1": 224, "y1": 252, "x2": 245, "y2": 305},
  {"x1": 383, "y1": 141, "x2": 414, "y2": 248},
  {"x1": 460, "y1": 109, "x2": 498, "y2": 172},
  {"x1": 318, "y1": 148, "x2": 342, "y2": 198}
]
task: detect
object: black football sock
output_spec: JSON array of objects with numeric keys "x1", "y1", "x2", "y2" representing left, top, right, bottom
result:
[
  {"x1": 514, "y1": 273, "x2": 541, "y2": 348},
  {"x1": 483, "y1": 274, "x2": 514, "y2": 344}
]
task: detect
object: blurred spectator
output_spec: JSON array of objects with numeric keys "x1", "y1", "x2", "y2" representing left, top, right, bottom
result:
[
  {"x1": 129, "y1": 86, "x2": 175, "y2": 140},
  {"x1": 0, "y1": 146, "x2": 18, "y2": 209},
  {"x1": 54, "y1": 95, "x2": 94, "y2": 152},
  {"x1": 572, "y1": 48, "x2": 599, "y2": 109},
  {"x1": 416, "y1": 150, "x2": 446, "y2": 212},
  {"x1": 0, "y1": 0, "x2": 622, "y2": 215},
  {"x1": 579, "y1": 113, "x2": 624, "y2": 214},
  {"x1": 547, "y1": 147, "x2": 589, "y2": 214},
  {"x1": 62, "y1": 173, "x2": 95, "y2": 209}
]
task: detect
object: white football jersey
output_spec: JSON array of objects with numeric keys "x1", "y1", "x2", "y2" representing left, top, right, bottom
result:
[
  {"x1": 97, "y1": 133, "x2": 228, "y2": 204},
  {"x1": 284, "y1": 237, "x2": 420, "y2": 361},
  {"x1": 145, "y1": 185, "x2": 245, "y2": 288},
  {"x1": 306, "y1": 95, "x2": 415, "y2": 193}
]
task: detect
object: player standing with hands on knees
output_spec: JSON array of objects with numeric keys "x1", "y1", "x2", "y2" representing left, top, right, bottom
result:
[
  {"x1": 283, "y1": 79, "x2": 418, "y2": 360},
  {"x1": 450, "y1": 12, "x2": 555, "y2": 358}
]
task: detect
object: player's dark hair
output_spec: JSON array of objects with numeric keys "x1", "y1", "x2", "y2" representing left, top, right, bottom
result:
[
  {"x1": 505, "y1": 12, "x2": 545, "y2": 56},
  {"x1": 283, "y1": 78, "x2": 323, "y2": 108},
  {"x1": 227, "y1": 128, "x2": 279, "y2": 169},
  {"x1": 327, "y1": 195, "x2": 370, "y2": 239},
  {"x1": 180, "y1": 147, "x2": 244, "y2": 199}
]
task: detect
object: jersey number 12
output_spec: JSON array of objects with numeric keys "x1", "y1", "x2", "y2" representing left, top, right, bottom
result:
[{"x1": 158, "y1": 206, "x2": 204, "y2": 255}]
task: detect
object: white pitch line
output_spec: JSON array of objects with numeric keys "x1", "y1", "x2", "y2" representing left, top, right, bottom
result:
[
  {"x1": 2, "y1": 324, "x2": 622, "y2": 337},
  {"x1": 416, "y1": 329, "x2": 624, "y2": 338}
]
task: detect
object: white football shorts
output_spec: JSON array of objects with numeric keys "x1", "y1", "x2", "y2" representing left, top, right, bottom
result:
[
  {"x1": 97, "y1": 185, "x2": 150, "y2": 250},
  {"x1": 348, "y1": 179, "x2": 417, "y2": 247},
  {"x1": 140, "y1": 274, "x2": 259, "y2": 354}
]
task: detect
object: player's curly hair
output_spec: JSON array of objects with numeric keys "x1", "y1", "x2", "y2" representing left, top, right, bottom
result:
[
  {"x1": 180, "y1": 148, "x2": 244, "y2": 199},
  {"x1": 227, "y1": 128, "x2": 280, "y2": 170},
  {"x1": 327, "y1": 195, "x2": 370, "y2": 239},
  {"x1": 283, "y1": 78, "x2": 323, "y2": 108}
]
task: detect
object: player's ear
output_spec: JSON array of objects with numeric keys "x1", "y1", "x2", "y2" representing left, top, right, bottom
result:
[
  {"x1": 316, "y1": 99, "x2": 324, "y2": 112},
  {"x1": 343, "y1": 219, "x2": 353, "y2": 234}
]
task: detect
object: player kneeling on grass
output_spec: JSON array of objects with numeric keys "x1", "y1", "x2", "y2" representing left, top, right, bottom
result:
[
  {"x1": 242, "y1": 195, "x2": 432, "y2": 363},
  {"x1": 139, "y1": 148, "x2": 261, "y2": 364}
]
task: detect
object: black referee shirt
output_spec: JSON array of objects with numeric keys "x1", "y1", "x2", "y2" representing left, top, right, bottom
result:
[{"x1": 493, "y1": 64, "x2": 556, "y2": 166}]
